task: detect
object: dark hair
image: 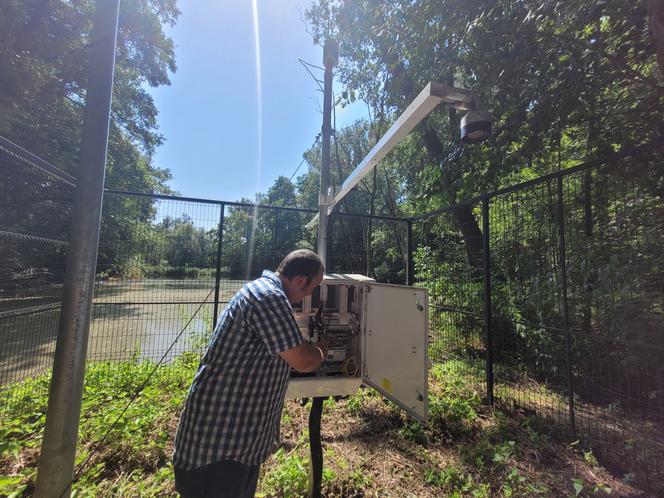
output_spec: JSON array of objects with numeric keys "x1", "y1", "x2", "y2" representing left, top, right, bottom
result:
[{"x1": 276, "y1": 249, "x2": 324, "y2": 282}]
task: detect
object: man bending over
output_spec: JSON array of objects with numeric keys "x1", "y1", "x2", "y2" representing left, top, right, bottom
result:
[{"x1": 173, "y1": 249, "x2": 327, "y2": 498}]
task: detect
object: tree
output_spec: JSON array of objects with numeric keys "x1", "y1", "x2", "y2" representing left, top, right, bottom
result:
[
  {"x1": 0, "y1": 0, "x2": 180, "y2": 278},
  {"x1": 305, "y1": 0, "x2": 664, "y2": 272},
  {"x1": 302, "y1": 1, "x2": 664, "y2": 400},
  {"x1": 0, "y1": 0, "x2": 178, "y2": 162},
  {"x1": 648, "y1": 0, "x2": 664, "y2": 75}
]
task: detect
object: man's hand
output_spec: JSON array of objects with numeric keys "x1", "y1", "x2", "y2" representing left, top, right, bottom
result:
[
  {"x1": 315, "y1": 336, "x2": 329, "y2": 362},
  {"x1": 279, "y1": 337, "x2": 329, "y2": 372}
]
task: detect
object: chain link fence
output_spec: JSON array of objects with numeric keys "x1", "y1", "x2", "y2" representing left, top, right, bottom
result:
[
  {"x1": 413, "y1": 142, "x2": 664, "y2": 490},
  {"x1": 0, "y1": 138, "x2": 73, "y2": 393}
]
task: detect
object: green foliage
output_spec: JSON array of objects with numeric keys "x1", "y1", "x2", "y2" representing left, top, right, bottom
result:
[
  {"x1": 1, "y1": 0, "x2": 178, "y2": 287},
  {"x1": 492, "y1": 441, "x2": 518, "y2": 465},
  {"x1": 399, "y1": 420, "x2": 428, "y2": 445},
  {"x1": 0, "y1": 355, "x2": 197, "y2": 495},
  {"x1": 0, "y1": 0, "x2": 178, "y2": 158},
  {"x1": 502, "y1": 467, "x2": 545, "y2": 497},
  {"x1": 0, "y1": 374, "x2": 50, "y2": 496},
  {"x1": 428, "y1": 363, "x2": 482, "y2": 434},
  {"x1": 322, "y1": 397, "x2": 336, "y2": 410},
  {"x1": 116, "y1": 254, "x2": 151, "y2": 280},
  {"x1": 346, "y1": 466, "x2": 372, "y2": 489},
  {"x1": 307, "y1": 0, "x2": 662, "y2": 201},
  {"x1": 258, "y1": 448, "x2": 335, "y2": 498},
  {"x1": 297, "y1": 1, "x2": 664, "y2": 423},
  {"x1": 345, "y1": 389, "x2": 368, "y2": 415},
  {"x1": 572, "y1": 477, "x2": 585, "y2": 497},
  {"x1": 297, "y1": 120, "x2": 409, "y2": 280},
  {"x1": 424, "y1": 465, "x2": 490, "y2": 497},
  {"x1": 0, "y1": 357, "x2": 626, "y2": 496}
]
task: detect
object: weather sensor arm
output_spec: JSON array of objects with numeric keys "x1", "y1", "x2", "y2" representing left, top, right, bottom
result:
[{"x1": 306, "y1": 81, "x2": 482, "y2": 228}]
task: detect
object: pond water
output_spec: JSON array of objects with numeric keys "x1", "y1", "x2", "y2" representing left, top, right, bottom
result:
[
  {"x1": 88, "y1": 278, "x2": 246, "y2": 363},
  {"x1": 0, "y1": 278, "x2": 247, "y2": 385}
]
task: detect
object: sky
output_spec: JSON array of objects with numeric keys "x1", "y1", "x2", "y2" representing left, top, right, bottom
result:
[{"x1": 148, "y1": 0, "x2": 368, "y2": 202}]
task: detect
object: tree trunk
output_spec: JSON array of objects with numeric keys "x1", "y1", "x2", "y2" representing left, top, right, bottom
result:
[
  {"x1": 648, "y1": 0, "x2": 664, "y2": 78},
  {"x1": 422, "y1": 127, "x2": 484, "y2": 274}
]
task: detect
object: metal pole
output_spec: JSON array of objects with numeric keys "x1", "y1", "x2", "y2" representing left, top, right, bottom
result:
[
  {"x1": 212, "y1": 203, "x2": 225, "y2": 329},
  {"x1": 557, "y1": 176, "x2": 576, "y2": 436},
  {"x1": 407, "y1": 219, "x2": 414, "y2": 286},
  {"x1": 34, "y1": 1, "x2": 120, "y2": 496},
  {"x1": 273, "y1": 209, "x2": 279, "y2": 268},
  {"x1": 317, "y1": 39, "x2": 337, "y2": 265},
  {"x1": 309, "y1": 38, "x2": 337, "y2": 498},
  {"x1": 482, "y1": 197, "x2": 494, "y2": 405}
]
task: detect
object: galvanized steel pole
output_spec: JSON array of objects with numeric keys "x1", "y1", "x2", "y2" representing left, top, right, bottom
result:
[
  {"x1": 212, "y1": 203, "x2": 225, "y2": 329},
  {"x1": 317, "y1": 39, "x2": 338, "y2": 265},
  {"x1": 34, "y1": 1, "x2": 120, "y2": 496}
]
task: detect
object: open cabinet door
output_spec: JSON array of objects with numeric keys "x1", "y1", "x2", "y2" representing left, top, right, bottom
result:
[{"x1": 362, "y1": 284, "x2": 428, "y2": 423}]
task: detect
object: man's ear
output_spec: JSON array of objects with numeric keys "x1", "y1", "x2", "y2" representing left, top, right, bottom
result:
[{"x1": 292, "y1": 275, "x2": 308, "y2": 287}]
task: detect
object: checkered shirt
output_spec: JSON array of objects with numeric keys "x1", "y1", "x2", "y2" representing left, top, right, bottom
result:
[{"x1": 173, "y1": 270, "x2": 303, "y2": 469}]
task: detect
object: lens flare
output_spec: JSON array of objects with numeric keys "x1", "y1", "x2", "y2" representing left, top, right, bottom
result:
[{"x1": 246, "y1": 0, "x2": 262, "y2": 279}]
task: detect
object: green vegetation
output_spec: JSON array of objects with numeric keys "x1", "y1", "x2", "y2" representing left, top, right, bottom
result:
[
  {"x1": 0, "y1": 354, "x2": 197, "y2": 497},
  {"x1": 0, "y1": 355, "x2": 627, "y2": 497},
  {"x1": 258, "y1": 448, "x2": 336, "y2": 498}
]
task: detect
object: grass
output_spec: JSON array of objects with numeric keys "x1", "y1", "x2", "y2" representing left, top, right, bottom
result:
[
  {"x1": 0, "y1": 354, "x2": 649, "y2": 497},
  {"x1": 0, "y1": 352, "x2": 198, "y2": 497}
]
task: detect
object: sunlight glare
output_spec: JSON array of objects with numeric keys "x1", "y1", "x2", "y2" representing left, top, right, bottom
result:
[{"x1": 246, "y1": 0, "x2": 262, "y2": 279}]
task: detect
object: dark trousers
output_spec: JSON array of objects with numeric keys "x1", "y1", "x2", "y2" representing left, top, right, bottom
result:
[{"x1": 174, "y1": 460, "x2": 260, "y2": 498}]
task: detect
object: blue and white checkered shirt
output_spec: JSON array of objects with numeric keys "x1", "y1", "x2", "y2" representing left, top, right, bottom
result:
[{"x1": 173, "y1": 270, "x2": 303, "y2": 469}]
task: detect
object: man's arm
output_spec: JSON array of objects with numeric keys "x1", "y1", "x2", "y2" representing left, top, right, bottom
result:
[{"x1": 279, "y1": 338, "x2": 328, "y2": 373}]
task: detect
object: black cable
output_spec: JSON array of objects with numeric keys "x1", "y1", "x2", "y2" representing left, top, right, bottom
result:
[
  {"x1": 288, "y1": 157, "x2": 306, "y2": 182},
  {"x1": 298, "y1": 58, "x2": 324, "y2": 92},
  {"x1": 290, "y1": 135, "x2": 320, "y2": 182},
  {"x1": 57, "y1": 286, "x2": 216, "y2": 498},
  {"x1": 298, "y1": 58, "x2": 324, "y2": 71}
]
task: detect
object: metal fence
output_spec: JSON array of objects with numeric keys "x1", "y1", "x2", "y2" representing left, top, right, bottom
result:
[
  {"x1": 0, "y1": 137, "x2": 74, "y2": 387},
  {"x1": 0, "y1": 151, "x2": 410, "y2": 391},
  {"x1": 412, "y1": 141, "x2": 664, "y2": 490},
  {"x1": 1, "y1": 135, "x2": 662, "y2": 491}
]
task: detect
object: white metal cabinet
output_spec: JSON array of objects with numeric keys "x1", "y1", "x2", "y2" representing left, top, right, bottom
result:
[
  {"x1": 286, "y1": 274, "x2": 429, "y2": 424},
  {"x1": 362, "y1": 283, "x2": 428, "y2": 423}
]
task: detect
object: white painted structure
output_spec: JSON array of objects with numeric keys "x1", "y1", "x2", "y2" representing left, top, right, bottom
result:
[
  {"x1": 306, "y1": 81, "x2": 484, "y2": 229},
  {"x1": 286, "y1": 274, "x2": 429, "y2": 423}
]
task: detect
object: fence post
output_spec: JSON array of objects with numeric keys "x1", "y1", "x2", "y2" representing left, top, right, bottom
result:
[
  {"x1": 273, "y1": 208, "x2": 279, "y2": 268},
  {"x1": 557, "y1": 176, "x2": 576, "y2": 436},
  {"x1": 407, "y1": 219, "x2": 414, "y2": 286},
  {"x1": 482, "y1": 197, "x2": 494, "y2": 405},
  {"x1": 326, "y1": 213, "x2": 334, "y2": 271},
  {"x1": 213, "y1": 203, "x2": 225, "y2": 329},
  {"x1": 34, "y1": 1, "x2": 120, "y2": 496}
]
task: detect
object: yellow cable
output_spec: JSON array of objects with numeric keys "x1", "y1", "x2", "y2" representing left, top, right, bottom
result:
[{"x1": 342, "y1": 357, "x2": 358, "y2": 377}]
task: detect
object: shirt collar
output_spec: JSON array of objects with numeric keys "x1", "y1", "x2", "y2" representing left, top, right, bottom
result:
[{"x1": 261, "y1": 270, "x2": 283, "y2": 290}]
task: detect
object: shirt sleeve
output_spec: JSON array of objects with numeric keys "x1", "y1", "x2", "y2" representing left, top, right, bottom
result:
[{"x1": 250, "y1": 292, "x2": 303, "y2": 355}]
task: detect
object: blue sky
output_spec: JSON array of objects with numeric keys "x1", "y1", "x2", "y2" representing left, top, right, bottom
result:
[{"x1": 148, "y1": 0, "x2": 367, "y2": 202}]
